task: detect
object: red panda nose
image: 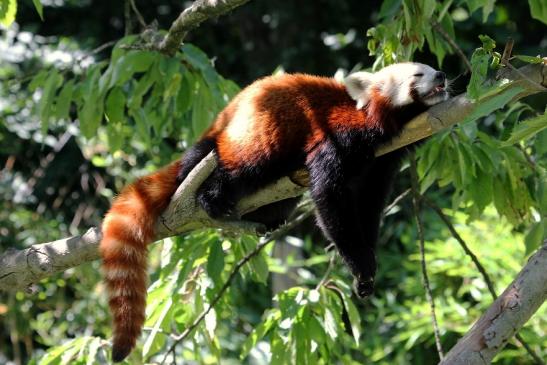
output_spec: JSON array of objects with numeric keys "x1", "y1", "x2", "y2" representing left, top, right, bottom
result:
[{"x1": 435, "y1": 71, "x2": 446, "y2": 82}]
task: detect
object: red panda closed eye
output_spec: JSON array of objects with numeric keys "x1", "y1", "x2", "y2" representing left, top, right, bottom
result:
[{"x1": 100, "y1": 62, "x2": 448, "y2": 362}]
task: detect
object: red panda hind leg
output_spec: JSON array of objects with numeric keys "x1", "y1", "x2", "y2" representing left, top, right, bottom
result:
[{"x1": 307, "y1": 138, "x2": 379, "y2": 298}]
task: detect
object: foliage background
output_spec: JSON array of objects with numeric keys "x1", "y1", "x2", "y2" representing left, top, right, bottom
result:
[{"x1": 0, "y1": 0, "x2": 545, "y2": 364}]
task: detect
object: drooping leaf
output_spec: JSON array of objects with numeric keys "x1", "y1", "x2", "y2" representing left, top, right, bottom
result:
[
  {"x1": 528, "y1": 0, "x2": 547, "y2": 24},
  {"x1": 38, "y1": 71, "x2": 63, "y2": 135},
  {"x1": 462, "y1": 86, "x2": 524, "y2": 124},
  {"x1": 207, "y1": 240, "x2": 225, "y2": 283},
  {"x1": 524, "y1": 222, "x2": 544, "y2": 255},
  {"x1": 513, "y1": 54, "x2": 544, "y2": 64},
  {"x1": 467, "y1": 48, "x2": 491, "y2": 99},
  {"x1": 502, "y1": 113, "x2": 547, "y2": 146},
  {"x1": 32, "y1": 0, "x2": 43, "y2": 20},
  {"x1": 54, "y1": 80, "x2": 74, "y2": 120}
]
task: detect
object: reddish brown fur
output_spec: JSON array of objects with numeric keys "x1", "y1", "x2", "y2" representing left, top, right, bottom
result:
[
  {"x1": 101, "y1": 73, "x2": 401, "y2": 360},
  {"x1": 211, "y1": 74, "x2": 395, "y2": 170},
  {"x1": 100, "y1": 161, "x2": 181, "y2": 361}
]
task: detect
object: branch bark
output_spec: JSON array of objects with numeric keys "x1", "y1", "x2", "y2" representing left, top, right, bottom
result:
[
  {"x1": 158, "y1": 0, "x2": 252, "y2": 56},
  {"x1": 440, "y1": 240, "x2": 547, "y2": 365},
  {"x1": 0, "y1": 62, "x2": 545, "y2": 292}
]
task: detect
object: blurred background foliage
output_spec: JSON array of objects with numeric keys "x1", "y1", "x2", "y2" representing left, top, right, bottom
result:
[{"x1": 0, "y1": 0, "x2": 545, "y2": 364}]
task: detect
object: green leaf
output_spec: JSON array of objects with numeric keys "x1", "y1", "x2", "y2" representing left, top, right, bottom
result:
[
  {"x1": 39, "y1": 337, "x2": 92, "y2": 365},
  {"x1": 191, "y1": 76, "x2": 214, "y2": 141},
  {"x1": 78, "y1": 64, "x2": 104, "y2": 139},
  {"x1": 528, "y1": 0, "x2": 547, "y2": 24},
  {"x1": 513, "y1": 54, "x2": 544, "y2": 64},
  {"x1": 478, "y1": 34, "x2": 496, "y2": 51},
  {"x1": 323, "y1": 308, "x2": 338, "y2": 340},
  {"x1": 378, "y1": 0, "x2": 402, "y2": 19},
  {"x1": 339, "y1": 291, "x2": 361, "y2": 345},
  {"x1": 241, "y1": 236, "x2": 269, "y2": 284},
  {"x1": 86, "y1": 337, "x2": 102, "y2": 365},
  {"x1": 466, "y1": 1, "x2": 496, "y2": 22},
  {"x1": 241, "y1": 310, "x2": 280, "y2": 359},
  {"x1": 207, "y1": 240, "x2": 225, "y2": 283},
  {"x1": 109, "y1": 51, "x2": 156, "y2": 88},
  {"x1": 524, "y1": 222, "x2": 544, "y2": 255},
  {"x1": 175, "y1": 71, "x2": 194, "y2": 117},
  {"x1": 54, "y1": 80, "x2": 74, "y2": 120},
  {"x1": 467, "y1": 49, "x2": 491, "y2": 99},
  {"x1": 105, "y1": 87, "x2": 126, "y2": 124},
  {"x1": 32, "y1": 0, "x2": 43, "y2": 20},
  {"x1": 462, "y1": 86, "x2": 524, "y2": 124},
  {"x1": 127, "y1": 65, "x2": 159, "y2": 111},
  {"x1": 535, "y1": 129, "x2": 547, "y2": 155},
  {"x1": 143, "y1": 296, "x2": 172, "y2": 359},
  {"x1": 38, "y1": 71, "x2": 63, "y2": 135},
  {"x1": 502, "y1": 113, "x2": 547, "y2": 146},
  {"x1": 0, "y1": 0, "x2": 16, "y2": 27}
]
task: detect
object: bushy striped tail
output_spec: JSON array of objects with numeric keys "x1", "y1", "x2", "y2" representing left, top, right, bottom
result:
[{"x1": 100, "y1": 161, "x2": 181, "y2": 362}]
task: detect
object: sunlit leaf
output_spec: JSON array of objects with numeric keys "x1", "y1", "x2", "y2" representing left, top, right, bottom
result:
[
  {"x1": 502, "y1": 113, "x2": 547, "y2": 146},
  {"x1": 0, "y1": 0, "x2": 16, "y2": 27},
  {"x1": 528, "y1": 0, "x2": 547, "y2": 24}
]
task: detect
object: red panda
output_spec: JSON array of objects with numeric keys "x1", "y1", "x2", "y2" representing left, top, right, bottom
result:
[{"x1": 100, "y1": 62, "x2": 448, "y2": 361}]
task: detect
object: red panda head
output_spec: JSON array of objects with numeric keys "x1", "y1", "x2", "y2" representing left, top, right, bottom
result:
[{"x1": 344, "y1": 62, "x2": 449, "y2": 109}]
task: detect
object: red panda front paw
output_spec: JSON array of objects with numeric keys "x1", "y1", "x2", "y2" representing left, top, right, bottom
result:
[{"x1": 353, "y1": 276, "x2": 375, "y2": 299}]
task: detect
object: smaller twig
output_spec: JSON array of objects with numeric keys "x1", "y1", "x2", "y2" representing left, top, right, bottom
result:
[
  {"x1": 383, "y1": 188, "x2": 411, "y2": 216},
  {"x1": 517, "y1": 145, "x2": 537, "y2": 171},
  {"x1": 160, "y1": 208, "x2": 313, "y2": 364},
  {"x1": 124, "y1": 0, "x2": 132, "y2": 35},
  {"x1": 503, "y1": 60, "x2": 547, "y2": 92},
  {"x1": 431, "y1": 20, "x2": 472, "y2": 74},
  {"x1": 500, "y1": 38, "x2": 514, "y2": 66},
  {"x1": 316, "y1": 253, "x2": 336, "y2": 290},
  {"x1": 410, "y1": 154, "x2": 444, "y2": 360},
  {"x1": 129, "y1": 0, "x2": 147, "y2": 28}
]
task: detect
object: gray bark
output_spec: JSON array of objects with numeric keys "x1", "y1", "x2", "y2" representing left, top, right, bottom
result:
[{"x1": 440, "y1": 241, "x2": 547, "y2": 365}]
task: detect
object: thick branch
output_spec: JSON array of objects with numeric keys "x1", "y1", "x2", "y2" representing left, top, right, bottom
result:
[
  {"x1": 158, "y1": 0, "x2": 252, "y2": 56},
  {"x1": 440, "y1": 241, "x2": 547, "y2": 365},
  {"x1": 0, "y1": 62, "x2": 545, "y2": 292}
]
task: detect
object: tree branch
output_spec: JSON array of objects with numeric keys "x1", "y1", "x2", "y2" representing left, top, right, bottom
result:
[
  {"x1": 158, "y1": 0, "x2": 252, "y2": 56},
  {"x1": 440, "y1": 240, "x2": 547, "y2": 365},
  {"x1": 0, "y1": 62, "x2": 545, "y2": 292}
]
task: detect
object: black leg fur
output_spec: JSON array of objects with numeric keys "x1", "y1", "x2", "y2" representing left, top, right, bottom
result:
[
  {"x1": 177, "y1": 138, "x2": 216, "y2": 183},
  {"x1": 197, "y1": 166, "x2": 237, "y2": 218},
  {"x1": 348, "y1": 149, "x2": 406, "y2": 296},
  {"x1": 307, "y1": 140, "x2": 377, "y2": 297},
  {"x1": 349, "y1": 149, "x2": 406, "y2": 246}
]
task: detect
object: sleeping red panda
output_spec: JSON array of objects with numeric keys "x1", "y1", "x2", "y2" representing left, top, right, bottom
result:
[{"x1": 100, "y1": 62, "x2": 448, "y2": 361}]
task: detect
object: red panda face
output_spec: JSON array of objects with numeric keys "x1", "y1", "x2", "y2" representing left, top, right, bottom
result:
[{"x1": 344, "y1": 62, "x2": 449, "y2": 109}]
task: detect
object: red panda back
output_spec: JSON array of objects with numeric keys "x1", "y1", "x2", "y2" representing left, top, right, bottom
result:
[{"x1": 210, "y1": 74, "x2": 366, "y2": 171}]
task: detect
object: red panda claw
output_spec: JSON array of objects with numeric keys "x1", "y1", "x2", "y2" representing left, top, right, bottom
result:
[{"x1": 353, "y1": 277, "x2": 375, "y2": 299}]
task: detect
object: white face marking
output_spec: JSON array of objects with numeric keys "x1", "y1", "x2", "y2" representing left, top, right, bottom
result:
[{"x1": 345, "y1": 62, "x2": 449, "y2": 108}]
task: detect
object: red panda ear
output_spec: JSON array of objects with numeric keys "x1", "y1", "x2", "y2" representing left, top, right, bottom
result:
[{"x1": 344, "y1": 71, "x2": 374, "y2": 109}]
